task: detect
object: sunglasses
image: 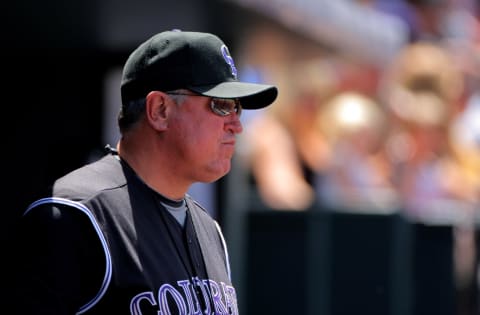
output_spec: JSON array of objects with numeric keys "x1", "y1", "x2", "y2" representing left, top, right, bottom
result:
[{"x1": 167, "y1": 92, "x2": 242, "y2": 117}]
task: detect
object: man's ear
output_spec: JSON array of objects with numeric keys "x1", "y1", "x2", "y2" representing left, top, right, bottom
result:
[{"x1": 145, "y1": 91, "x2": 169, "y2": 130}]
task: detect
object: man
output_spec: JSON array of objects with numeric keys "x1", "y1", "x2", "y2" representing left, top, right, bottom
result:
[{"x1": 11, "y1": 30, "x2": 277, "y2": 314}]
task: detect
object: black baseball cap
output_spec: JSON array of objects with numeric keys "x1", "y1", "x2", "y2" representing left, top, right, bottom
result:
[{"x1": 121, "y1": 29, "x2": 278, "y2": 109}]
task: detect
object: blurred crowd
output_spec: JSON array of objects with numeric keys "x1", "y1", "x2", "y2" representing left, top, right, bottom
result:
[
  {"x1": 234, "y1": 0, "x2": 479, "y2": 313},
  {"x1": 238, "y1": 0, "x2": 480, "y2": 218}
]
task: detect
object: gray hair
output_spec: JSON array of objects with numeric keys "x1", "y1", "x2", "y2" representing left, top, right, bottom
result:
[{"x1": 117, "y1": 90, "x2": 190, "y2": 133}]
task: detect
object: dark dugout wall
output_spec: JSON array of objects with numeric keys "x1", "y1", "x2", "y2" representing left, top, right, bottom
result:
[
  {"x1": 3, "y1": 0, "x2": 106, "y2": 242},
  {"x1": 245, "y1": 210, "x2": 456, "y2": 315}
]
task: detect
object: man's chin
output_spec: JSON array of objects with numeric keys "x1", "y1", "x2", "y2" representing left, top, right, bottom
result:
[{"x1": 205, "y1": 163, "x2": 231, "y2": 183}]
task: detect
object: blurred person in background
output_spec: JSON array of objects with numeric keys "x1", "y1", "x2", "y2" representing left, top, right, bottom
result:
[
  {"x1": 315, "y1": 91, "x2": 400, "y2": 213},
  {"x1": 238, "y1": 58, "x2": 337, "y2": 211},
  {"x1": 381, "y1": 41, "x2": 477, "y2": 221}
]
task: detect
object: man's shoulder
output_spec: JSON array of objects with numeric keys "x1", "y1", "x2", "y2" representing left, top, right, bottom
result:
[{"x1": 53, "y1": 154, "x2": 127, "y2": 201}]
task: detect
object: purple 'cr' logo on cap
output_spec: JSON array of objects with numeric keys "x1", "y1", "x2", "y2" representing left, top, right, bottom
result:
[{"x1": 221, "y1": 45, "x2": 237, "y2": 80}]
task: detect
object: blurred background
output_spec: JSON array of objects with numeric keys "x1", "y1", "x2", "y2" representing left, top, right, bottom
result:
[{"x1": 3, "y1": 0, "x2": 479, "y2": 314}]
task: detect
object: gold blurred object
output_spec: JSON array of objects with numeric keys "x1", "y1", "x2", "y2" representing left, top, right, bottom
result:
[
  {"x1": 318, "y1": 91, "x2": 387, "y2": 144},
  {"x1": 382, "y1": 41, "x2": 464, "y2": 126}
]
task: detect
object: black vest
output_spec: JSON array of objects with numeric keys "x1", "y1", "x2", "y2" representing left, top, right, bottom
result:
[{"x1": 35, "y1": 154, "x2": 238, "y2": 315}]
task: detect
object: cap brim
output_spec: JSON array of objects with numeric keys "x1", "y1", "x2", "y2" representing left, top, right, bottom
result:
[{"x1": 188, "y1": 81, "x2": 278, "y2": 109}]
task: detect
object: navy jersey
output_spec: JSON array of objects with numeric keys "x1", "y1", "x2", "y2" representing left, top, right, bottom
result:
[{"x1": 13, "y1": 152, "x2": 238, "y2": 315}]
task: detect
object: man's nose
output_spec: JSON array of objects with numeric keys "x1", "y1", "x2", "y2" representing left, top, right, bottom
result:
[{"x1": 225, "y1": 116, "x2": 243, "y2": 134}]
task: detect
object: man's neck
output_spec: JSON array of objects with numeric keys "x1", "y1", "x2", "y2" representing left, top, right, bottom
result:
[{"x1": 117, "y1": 139, "x2": 190, "y2": 200}]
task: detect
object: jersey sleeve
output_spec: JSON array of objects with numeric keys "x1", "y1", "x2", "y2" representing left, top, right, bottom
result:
[{"x1": 10, "y1": 202, "x2": 106, "y2": 314}]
